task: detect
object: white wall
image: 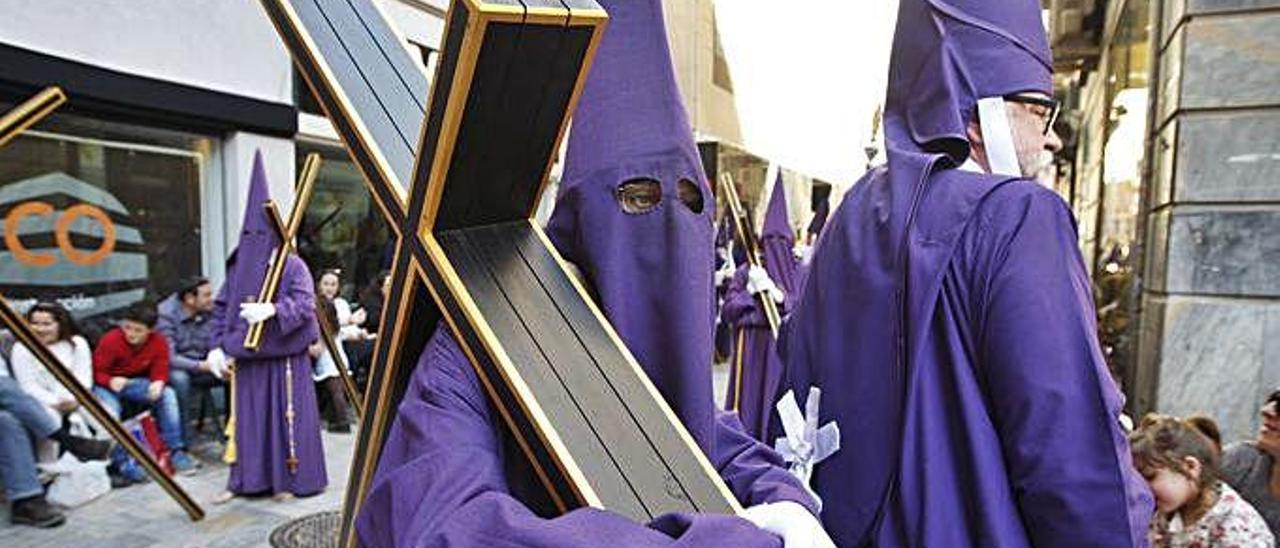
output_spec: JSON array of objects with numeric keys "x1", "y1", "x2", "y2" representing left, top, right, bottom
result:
[{"x1": 0, "y1": 0, "x2": 292, "y2": 105}]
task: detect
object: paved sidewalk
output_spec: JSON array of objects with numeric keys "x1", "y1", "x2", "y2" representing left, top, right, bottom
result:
[{"x1": 2, "y1": 430, "x2": 355, "y2": 548}]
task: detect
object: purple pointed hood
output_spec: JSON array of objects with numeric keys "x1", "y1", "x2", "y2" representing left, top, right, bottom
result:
[
  {"x1": 888, "y1": 0, "x2": 1052, "y2": 162},
  {"x1": 760, "y1": 172, "x2": 797, "y2": 293},
  {"x1": 871, "y1": 0, "x2": 1055, "y2": 310},
  {"x1": 546, "y1": 0, "x2": 718, "y2": 451},
  {"x1": 224, "y1": 151, "x2": 279, "y2": 305}
]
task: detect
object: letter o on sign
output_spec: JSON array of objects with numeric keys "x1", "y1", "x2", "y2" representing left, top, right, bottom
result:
[{"x1": 4, "y1": 201, "x2": 117, "y2": 267}]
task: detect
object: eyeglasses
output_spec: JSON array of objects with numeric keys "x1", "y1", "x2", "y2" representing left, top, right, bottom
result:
[{"x1": 1004, "y1": 94, "x2": 1061, "y2": 136}]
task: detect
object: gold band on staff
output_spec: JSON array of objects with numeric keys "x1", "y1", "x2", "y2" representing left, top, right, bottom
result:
[{"x1": 0, "y1": 87, "x2": 205, "y2": 521}]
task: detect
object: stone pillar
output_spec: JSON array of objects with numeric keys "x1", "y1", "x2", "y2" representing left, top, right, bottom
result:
[{"x1": 1136, "y1": 0, "x2": 1280, "y2": 441}]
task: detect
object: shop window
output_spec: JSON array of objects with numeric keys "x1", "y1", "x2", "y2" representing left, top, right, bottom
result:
[
  {"x1": 0, "y1": 112, "x2": 209, "y2": 341},
  {"x1": 294, "y1": 144, "x2": 393, "y2": 303}
]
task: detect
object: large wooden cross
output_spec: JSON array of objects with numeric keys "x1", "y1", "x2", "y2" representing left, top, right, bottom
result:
[
  {"x1": 0, "y1": 87, "x2": 204, "y2": 521},
  {"x1": 259, "y1": 0, "x2": 743, "y2": 545},
  {"x1": 243, "y1": 153, "x2": 321, "y2": 351}
]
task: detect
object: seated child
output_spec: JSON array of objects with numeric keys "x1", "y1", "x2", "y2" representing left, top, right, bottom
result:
[{"x1": 1131, "y1": 414, "x2": 1273, "y2": 547}]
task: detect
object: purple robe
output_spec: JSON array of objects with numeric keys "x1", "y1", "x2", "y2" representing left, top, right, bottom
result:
[
  {"x1": 806, "y1": 197, "x2": 828, "y2": 242},
  {"x1": 774, "y1": 0, "x2": 1152, "y2": 546},
  {"x1": 713, "y1": 219, "x2": 735, "y2": 360},
  {"x1": 358, "y1": 327, "x2": 809, "y2": 547},
  {"x1": 210, "y1": 152, "x2": 326, "y2": 496},
  {"x1": 722, "y1": 267, "x2": 786, "y2": 441},
  {"x1": 724, "y1": 175, "x2": 797, "y2": 440},
  {"x1": 356, "y1": 0, "x2": 816, "y2": 544}
]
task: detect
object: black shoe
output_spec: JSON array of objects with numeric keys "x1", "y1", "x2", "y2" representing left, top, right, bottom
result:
[
  {"x1": 10, "y1": 496, "x2": 66, "y2": 528},
  {"x1": 109, "y1": 473, "x2": 132, "y2": 489},
  {"x1": 61, "y1": 434, "x2": 113, "y2": 462}
]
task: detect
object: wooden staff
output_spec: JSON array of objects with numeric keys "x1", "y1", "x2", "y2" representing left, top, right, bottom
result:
[
  {"x1": 222, "y1": 365, "x2": 237, "y2": 464},
  {"x1": 0, "y1": 300, "x2": 205, "y2": 520},
  {"x1": 717, "y1": 172, "x2": 782, "y2": 337},
  {"x1": 315, "y1": 303, "x2": 365, "y2": 419},
  {"x1": 0, "y1": 87, "x2": 65, "y2": 148},
  {"x1": 242, "y1": 152, "x2": 322, "y2": 350}
]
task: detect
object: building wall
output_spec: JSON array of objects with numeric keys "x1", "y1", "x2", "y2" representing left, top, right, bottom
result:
[
  {"x1": 1136, "y1": 0, "x2": 1280, "y2": 441},
  {"x1": 665, "y1": 0, "x2": 744, "y2": 147},
  {"x1": 0, "y1": 0, "x2": 293, "y2": 105}
]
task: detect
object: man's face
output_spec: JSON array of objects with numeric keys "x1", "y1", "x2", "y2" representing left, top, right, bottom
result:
[
  {"x1": 1256, "y1": 400, "x2": 1280, "y2": 456},
  {"x1": 1005, "y1": 92, "x2": 1064, "y2": 177},
  {"x1": 184, "y1": 283, "x2": 214, "y2": 313},
  {"x1": 121, "y1": 319, "x2": 151, "y2": 346}
]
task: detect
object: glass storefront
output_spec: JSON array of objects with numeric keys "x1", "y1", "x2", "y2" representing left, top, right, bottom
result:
[
  {"x1": 1097, "y1": 0, "x2": 1151, "y2": 273},
  {"x1": 0, "y1": 111, "x2": 212, "y2": 340},
  {"x1": 294, "y1": 142, "x2": 393, "y2": 301}
]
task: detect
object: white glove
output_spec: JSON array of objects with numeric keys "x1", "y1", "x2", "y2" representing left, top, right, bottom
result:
[
  {"x1": 746, "y1": 265, "x2": 785, "y2": 304},
  {"x1": 741, "y1": 501, "x2": 834, "y2": 548},
  {"x1": 205, "y1": 348, "x2": 228, "y2": 380},
  {"x1": 239, "y1": 302, "x2": 277, "y2": 324}
]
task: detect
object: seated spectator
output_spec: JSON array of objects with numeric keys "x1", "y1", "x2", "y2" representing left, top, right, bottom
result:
[
  {"x1": 1132, "y1": 414, "x2": 1273, "y2": 547},
  {"x1": 348, "y1": 270, "x2": 390, "y2": 390},
  {"x1": 10, "y1": 301, "x2": 101, "y2": 461},
  {"x1": 1224, "y1": 389, "x2": 1280, "y2": 536},
  {"x1": 0, "y1": 374, "x2": 112, "y2": 527},
  {"x1": 356, "y1": 270, "x2": 390, "y2": 337},
  {"x1": 310, "y1": 268, "x2": 358, "y2": 433},
  {"x1": 156, "y1": 276, "x2": 223, "y2": 446},
  {"x1": 92, "y1": 301, "x2": 199, "y2": 477}
]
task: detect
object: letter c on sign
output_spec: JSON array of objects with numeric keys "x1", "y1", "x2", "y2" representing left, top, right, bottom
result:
[
  {"x1": 4, "y1": 201, "x2": 57, "y2": 267},
  {"x1": 4, "y1": 201, "x2": 117, "y2": 267}
]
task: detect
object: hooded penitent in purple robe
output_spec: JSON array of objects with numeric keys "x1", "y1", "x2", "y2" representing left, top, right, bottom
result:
[
  {"x1": 210, "y1": 152, "x2": 326, "y2": 497},
  {"x1": 355, "y1": 0, "x2": 817, "y2": 545},
  {"x1": 774, "y1": 0, "x2": 1153, "y2": 546},
  {"x1": 713, "y1": 219, "x2": 735, "y2": 361},
  {"x1": 724, "y1": 174, "x2": 798, "y2": 440},
  {"x1": 806, "y1": 196, "x2": 828, "y2": 243}
]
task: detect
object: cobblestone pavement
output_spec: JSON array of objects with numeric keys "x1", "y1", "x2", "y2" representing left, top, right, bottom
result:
[{"x1": 2, "y1": 429, "x2": 355, "y2": 548}]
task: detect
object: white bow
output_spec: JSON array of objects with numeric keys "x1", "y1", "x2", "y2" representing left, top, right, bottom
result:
[{"x1": 773, "y1": 386, "x2": 840, "y2": 512}]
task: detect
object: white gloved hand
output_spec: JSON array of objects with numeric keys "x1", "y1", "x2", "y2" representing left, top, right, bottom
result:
[
  {"x1": 239, "y1": 302, "x2": 277, "y2": 324},
  {"x1": 741, "y1": 501, "x2": 834, "y2": 548},
  {"x1": 205, "y1": 348, "x2": 228, "y2": 380},
  {"x1": 746, "y1": 265, "x2": 785, "y2": 304}
]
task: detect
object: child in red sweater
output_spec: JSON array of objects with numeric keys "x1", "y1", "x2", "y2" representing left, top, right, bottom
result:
[{"x1": 92, "y1": 301, "x2": 199, "y2": 477}]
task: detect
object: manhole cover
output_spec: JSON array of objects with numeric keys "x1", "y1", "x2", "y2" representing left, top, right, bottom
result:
[{"x1": 269, "y1": 510, "x2": 341, "y2": 548}]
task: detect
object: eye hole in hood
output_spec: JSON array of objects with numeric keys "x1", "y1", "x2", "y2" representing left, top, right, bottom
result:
[
  {"x1": 676, "y1": 178, "x2": 703, "y2": 214},
  {"x1": 615, "y1": 178, "x2": 662, "y2": 214}
]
